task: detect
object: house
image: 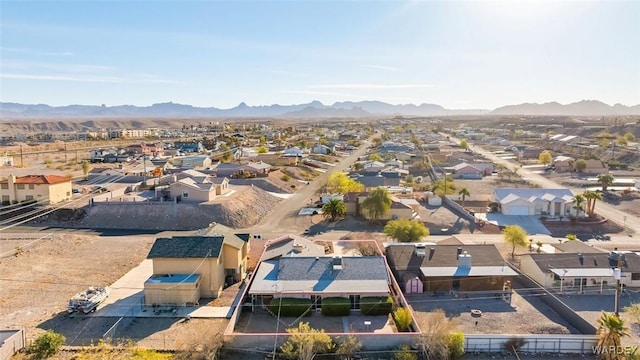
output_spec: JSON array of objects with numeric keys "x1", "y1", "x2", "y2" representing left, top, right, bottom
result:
[
  {"x1": 493, "y1": 188, "x2": 577, "y2": 217},
  {"x1": 179, "y1": 155, "x2": 213, "y2": 169},
  {"x1": 385, "y1": 244, "x2": 518, "y2": 293},
  {"x1": 283, "y1": 147, "x2": 304, "y2": 158},
  {"x1": 581, "y1": 159, "x2": 608, "y2": 174},
  {"x1": 247, "y1": 256, "x2": 391, "y2": 310},
  {"x1": 175, "y1": 141, "x2": 204, "y2": 153},
  {"x1": 553, "y1": 156, "x2": 575, "y2": 172},
  {"x1": 449, "y1": 163, "x2": 483, "y2": 179},
  {"x1": 520, "y1": 250, "x2": 640, "y2": 291},
  {"x1": 312, "y1": 144, "x2": 334, "y2": 155},
  {"x1": 144, "y1": 232, "x2": 249, "y2": 304},
  {"x1": 0, "y1": 155, "x2": 14, "y2": 166},
  {"x1": 162, "y1": 170, "x2": 229, "y2": 202},
  {"x1": 0, "y1": 174, "x2": 72, "y2": 205},
  {"x1": 343, "y1": 192, "x2": 417, "y2": 220}
]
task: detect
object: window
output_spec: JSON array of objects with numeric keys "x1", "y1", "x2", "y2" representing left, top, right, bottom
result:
[
  {"x1": 1, "y1": 183, "x2": 7, "y2": 189},
  {"x1": 632, "y1": 273, "x2": 640, "y2": 281},
  {"x1": 182, "y1": 192, "x2": 189, "y2": 198},
  {"x1": 1, "y1": 195, "x2": 9, "y2": 204},
  {"x1": 29, "y1": 184, "x2": 34, "y2": 189},
  {"x1": 66, "y1": 192, "x2": 71, "y2": 196},
  {"x1": 16, "y1": 184, "x2": 25, "y2": 190},
  {"x1": 25, "y1": 195, "x2": 34, "y2": 201}
]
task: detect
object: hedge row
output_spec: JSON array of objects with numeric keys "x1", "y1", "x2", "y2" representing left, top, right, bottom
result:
[
  {"x1": 321, "y1": 297, "x2": 351, "y2": 316},
  {"x1": 268, "y1": 298, "x2": 312, "y2": 317},
  {"x1": 360, "y1": 296, "x2": 393, "y2": 315}
]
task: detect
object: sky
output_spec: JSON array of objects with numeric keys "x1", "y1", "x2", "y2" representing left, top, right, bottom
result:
[{"x1": 1, "y1": 1, "x2": 639, "y2": 110}]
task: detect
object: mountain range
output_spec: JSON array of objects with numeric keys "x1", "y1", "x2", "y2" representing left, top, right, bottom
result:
[{"x1": 1, "y1": 100, "x2": 638, "y2": 118}]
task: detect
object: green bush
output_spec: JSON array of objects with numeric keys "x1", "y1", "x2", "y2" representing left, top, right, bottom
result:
[
  {"x1": 321, "y1": 297, "x2": 351, "y2": 316},
  {"x1": 28, "y1": 330, "x2": 65, "y2": 358},
  {"x1": 268, "y1": 298, "x2": 312, "y2": 317},
  {"x1": 393, "y1": 344, "x2": 417, "y2": 360},
  {"x1": 360, "y1": 296, "x2": 393, "y2": 315}
]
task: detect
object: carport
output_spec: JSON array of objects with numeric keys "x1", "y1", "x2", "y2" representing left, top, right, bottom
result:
[{"x1": 481, "y1": 213, "x2": 551, "y2": 235}]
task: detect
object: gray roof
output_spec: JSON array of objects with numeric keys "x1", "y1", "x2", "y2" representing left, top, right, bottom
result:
[
  {"x1": 249, "y1": 256, "x2": 390, "y2": 295},
  {"x1": 386, "y1": 244, "x2": 506, "y2": 272},
  {"x1": 526, "y1": 252, "x2": 640, "y2": 273},
  {"x1": 147, "y1": 236, "x2": 224, "y2": 258},
  {"x1": 552, "y1": 241, "x2": 605, "y2": 254}
]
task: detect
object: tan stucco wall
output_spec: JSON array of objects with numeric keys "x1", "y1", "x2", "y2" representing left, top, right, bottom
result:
[
  {"x1": 520, "y1": 256, "x2": 548, "y2": 286},
  {"x1": 362, "y1": 207, "x2": 414, "y2": 221},
  {"x1": 152, "y1": 258, "x2": 224, "y2": 298},
  {"x1": 222, "y1": 243, "x2": 247, "y2": 280},
  {"x1": 144, "y1": 282, "x2": 200, "y2": 306},
  {"x1": 169, "y1": 182, "x2": 215, "y2": 202},
  {"x1": 0, "y1": 181, "x2": 71, "y2": 204}
]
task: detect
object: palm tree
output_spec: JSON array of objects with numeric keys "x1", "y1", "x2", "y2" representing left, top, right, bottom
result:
[
  {"x1": 458, "y1": 187, "x2": 470, "y2": 208},
  {"x1": 360, "y1": 187, "x2": 392, "y2": 221},
  {"x1": 597, "y1": 173, "x2": 614, "y2": 192},
  {"x1": 583, "y1": 190, "x2": 603, "y2": 217},
  {"x1": 572, "y1": 194, "x2": 586, "y2": 218},
  {"x1": 322, "y1": 198, "x2": 346, "y2": 222},
  {"x1": 596, "y1": 312, "x2": 629, "y2": 360}
]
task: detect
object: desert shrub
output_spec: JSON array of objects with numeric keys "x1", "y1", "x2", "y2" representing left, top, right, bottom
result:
[
  {"x1": 268, "y1": 298, "x2": 312, "y2": 317},
  {"x1": 321, "y1": 297, "x2": 351, "y2": 316},
  {"x1": 281, "y1": 174, "x2": 291, "y2": 182},
  {"x1": 28, "y1": 330, "x2": 65, "y2": 358},
  {"x1": 393, "y1": 307, "x2": 413, "y2": 332},
  {"x1": 360, "y1": 296, "x2": 393, "y2": 315},
  {"x1": 448, "y1": 331, "x2": 465, "y2": 360},
  {"x1": 393, "y1": 344, "x2": 417, "y2": 360},
  {"x1": 503, "y1": 337, "x2": 526, "y2": 354}
]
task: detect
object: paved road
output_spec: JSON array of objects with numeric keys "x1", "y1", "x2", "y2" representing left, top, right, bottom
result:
[
  {"x1": 244, "y1": 133, "x2": 378, "y2": 234},
  {"x1": 445, "y1": 133, "x2": 640, "y2": 237}
]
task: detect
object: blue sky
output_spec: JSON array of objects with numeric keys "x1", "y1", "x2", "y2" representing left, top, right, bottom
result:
[{"x1": 1, "y1": 1, "x2": 639, "y2": 109}]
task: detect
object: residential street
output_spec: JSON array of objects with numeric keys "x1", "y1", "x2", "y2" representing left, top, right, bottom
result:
[{"x1": 244, "y1": 132, "x2": 378, "y2": 234}]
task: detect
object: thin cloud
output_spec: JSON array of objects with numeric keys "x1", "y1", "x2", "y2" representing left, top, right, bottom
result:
[
  {"x1": 1, "y1": 73, "x2": 182, "y2": 85},
  {"x1": 282, "y1": 90, "x2": 357, "y2": 97},
  {"x1": 310, "y1": 83, "x2": 434, "y2": 90},
  {"x1": 1, "y1": 47, "x2": 73, "y2": 57},
  {"x1": 362, "y1": 64, "x2": 400, "y2": 72}
]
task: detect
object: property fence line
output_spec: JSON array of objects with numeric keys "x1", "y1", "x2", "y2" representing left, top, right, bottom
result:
[
  {"x1": 0, "y1": 232, "x2": 55, "y2": 258},
  {"x1": 463, "y1": 334, "x2": 599, "y2": 354}
]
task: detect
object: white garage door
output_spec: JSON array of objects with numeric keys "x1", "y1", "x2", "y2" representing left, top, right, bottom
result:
[{"x1": 507, "y1": 205, "x2": 529, "y2": 215}]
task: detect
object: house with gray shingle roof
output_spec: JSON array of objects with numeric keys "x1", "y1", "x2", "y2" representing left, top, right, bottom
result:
[
  {"x1": 385, "y1": 244, "x2": 517, "y2": 294},
  {"x1": 248, "y1": 256, "x2": 391, "y2": 309},
  {"x1": 144, "y1": 232, "x2": 249, "y2": 304},
  {"x1": 520, "y1": 250, "x2": 640, "y2": 291}
]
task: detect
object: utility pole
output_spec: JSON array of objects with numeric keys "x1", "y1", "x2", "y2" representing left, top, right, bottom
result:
[
  {"x1": 614, "y1": 255, "x2": 622, "y2": 317},
  {"x1": 19, "y1": 145, "x2": 23, "y2": 168}
]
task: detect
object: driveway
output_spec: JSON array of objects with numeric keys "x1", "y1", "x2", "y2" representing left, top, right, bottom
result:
[{"x1": 477, "y1": 213, "x2": 551, "y2": 235}]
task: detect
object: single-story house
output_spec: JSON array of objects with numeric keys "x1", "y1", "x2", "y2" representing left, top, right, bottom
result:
[
  {"x1": 144, "y1": 233, "x2": 249, "y2": 304},
  {"x1": 179, "y1": 155, "x2": 213, "y2": 169},
  {"x1": 449, "y1": 163, "x2": 483, "y2": 179},
  {"x1": 165, "y1": 171, "x2": 229, "y2": 202},
  {"x1": 385, "y1": 244, "x2": 518, "y2": 293},
  {"x1": 553, "y1": 156, "x2": 575, "y2": 172},
  {"x1": 312, "y1": 144, "x2": 334, "y2": 155},
  {"x1": 520, "y1": 250, "x2": 640, "y2": 291},
  {"x1": 283, "y1": 147, "x2": 304, "y2": 157},
  {"x1": 248, "y1": 256, "x2": 391, "y2": 311},
  {"x1": 493, "y1": 188, "x2": 577, "y2": 217},
  {"x1": 581, "y1": 159, "x2": 608, "y2": 174},
  {"x1": 261, "y1": 235, "x2": 326, "y2": 261}
]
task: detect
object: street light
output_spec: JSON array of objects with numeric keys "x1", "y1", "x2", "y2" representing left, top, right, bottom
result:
[{"x1": 613, "y1": 267, "x2": 622, "y2": 317}]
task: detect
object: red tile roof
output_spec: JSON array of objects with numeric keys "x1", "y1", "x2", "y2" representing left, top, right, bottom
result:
[{"x1": 1, "y1": 175, "x2": 71, "y2": 185}]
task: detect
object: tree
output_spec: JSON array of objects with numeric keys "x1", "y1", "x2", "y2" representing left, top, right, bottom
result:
[
  {"x1": 575, "y1": 159, "x2": 587, "y2": 173},
  {"x1": 280, "y1": 322, "x2": 334, "y2": 360},
  {"x1": 596, "y1": 312, "x2": 629, "y2": 360},
  {"x1": 415, "y1": 309, "x2": 458, "y2": 360},
  {"x1": 257, "y1": 146, "x2": 268, "y2": 153},
  {"x1": 583, "y1": 190, "x2": 603, "y2": 217},
  {"x1": 326, "y1": 172, "x2": 364, "y2": 194},
  {"x1": 29, "y1": 330, "x2": 65, "y2": 358},
  {"x1": 458, "y1": 187, "x2": 470, "y2": 208},
  {"x1": 599, "y1": 138, "x2": 611, "y2": 149},
  {"x1": 352, "y1": 162, "x2": 364, "y2": 171},
  {"x1": 259, "y1": 135, "x2": 267, "y2": 144},
  {"x1": 624, "y1": 132, "x2": 635, "y2": 141},
  {"x1": 372, "y1": 137, "x2": 382, "y2": 146},
  {"x1": 360, "y1": 187, "x2": 391, "y2": 221},
  {"x1": 623, "y1": 303, "x2": 640, "y2": 325},
  {"x1": 219, "y1": 143, "x2": 232, "y2": 163},
  {"x1": 459, "y1": 139, "x2": 469, "y2": 150},
  {"x1": 432, "y1": 175, "x2": 456, "y2": 195},
  {"x1": 538, "y1": 150, "x2": 552, "y2": 165},
  {"x1": 405, "y1": 174, "x2": 414, "y2": 186},
  {"x1": 334, "y1": 333, "x2": 362, "y2": 360},
  {"x1": 572, "y1": 194, "x2": 586, "y2": 217},
  {"x1": 393, "y1": 307, "x2": 413, "y2": 331},
  {"x1": 82, "y1": 160, "x2": 90, "y2": 180},
  {"x1": 368, "y1": 154, "x2": 383, "y2": 162},
  {"x1": 322, "y1": 199, "x2": 346, "y2": 222},
  {"x1": 616, "y1": 136, "x2": 628, "y2": 146},
  {"x1": 393, "y1": 344, "x2": 418, "y2": 360},
  {"x1": 503, "y1": 224, "x2": 528, "y2": 259},
  {"x1": 384, "y1": 219, "x2": 429, "y2": 242},
  {"x1": 597, "y1": 173, "x2": 614, "y2": 192}
]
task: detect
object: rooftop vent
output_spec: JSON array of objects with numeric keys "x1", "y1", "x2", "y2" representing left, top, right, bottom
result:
[
  {"x1": 415, "y1": 244, "x2": 426, "y2": 257},
  {"x1": 457, "y1": 247, "x2": 463, "y2": 259},
  {"x1": 333, "y1": 256, "x2": 343, "y2": 271},
  {"x1": 578, "y1": 253, "x2": 584, "y2": 266},
  {"x1": 458, "y1": 251, "x2": 472, "y2": 268}
]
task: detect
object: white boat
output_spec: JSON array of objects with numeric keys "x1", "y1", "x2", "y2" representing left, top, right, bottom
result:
[{"x1": 67, "y1": 286, "x2": 110, "y2": 314}]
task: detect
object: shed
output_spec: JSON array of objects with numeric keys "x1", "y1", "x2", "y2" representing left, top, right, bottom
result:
[
  {"x1": 144, "y1": 274, "x2": 201, "y2": 306},
  {"x1": 403, "y1": 273, "x2": 424, "y2": 294}
]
